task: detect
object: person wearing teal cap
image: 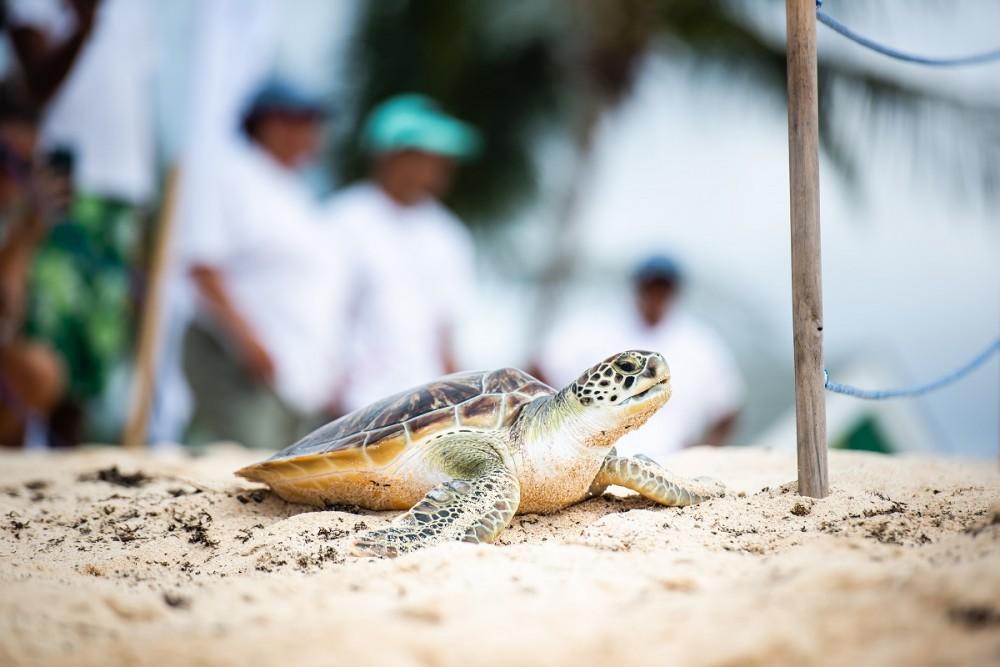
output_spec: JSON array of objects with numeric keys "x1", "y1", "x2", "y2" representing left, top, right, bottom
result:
[
  {"x1": 362, "y1": 94, "x2": 480, "y2": 207},
  {"x1": 324, "y1": 94, "x2": 481, "y2": 413},
  {"x1": 362, "y1": 94, "x2": 481, "y2": 159}
]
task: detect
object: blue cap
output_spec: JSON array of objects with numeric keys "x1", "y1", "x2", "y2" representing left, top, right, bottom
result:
[
  {"x1": 362, "y1": 94, "x2": 481, "y2": 159},
  {"x1": 634, "y1": 254, "x2": 683, "y2": 284},
  {"x1": 246, "y1": 79, "x2": 327, "y2": 116}
]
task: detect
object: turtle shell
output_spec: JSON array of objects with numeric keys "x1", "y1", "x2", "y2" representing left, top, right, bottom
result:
[{"x1": 240, "y1": 368, "x2": 552, "y2": 477}]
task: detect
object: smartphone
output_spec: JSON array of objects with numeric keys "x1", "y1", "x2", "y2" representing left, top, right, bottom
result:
[{"x1": 45, "y1": 147, "x2": 75, "y2": 178}]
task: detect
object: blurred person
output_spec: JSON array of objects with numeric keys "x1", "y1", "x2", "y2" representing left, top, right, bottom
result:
[
  {"x1": 325, "y1": 94, "x2": 480, "y2": 412},
  {"x1": 4, "y1": 0, "x2": 97, "y2": 105},
  {"x1": 146, "y1": 0, "x2": 281, "y2": 445},
  {"x1": 182, "y1": 80, "x2": 349, "y2": 449},
  {"x1": 534, "y1": 255, "x2": 744, "y2": 459},
  {"x1": 6, "y1": 0, "x2": 155, "y2": 202},
  {"x1": 5, "y1": 0, "x2": 157, "y2": 441},
  {"x1": 0, "y1": 80, "x2": 72, "y2": 447}
]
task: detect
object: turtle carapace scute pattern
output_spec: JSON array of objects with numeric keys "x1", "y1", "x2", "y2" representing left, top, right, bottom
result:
[{"x1": 237, "y1": 350, "x2": 725, "y2": 557}]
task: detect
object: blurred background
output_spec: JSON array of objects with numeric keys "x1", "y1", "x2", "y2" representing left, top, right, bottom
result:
[{"x1": 0, "y1": 0, "x2": 996, "y2": 458}]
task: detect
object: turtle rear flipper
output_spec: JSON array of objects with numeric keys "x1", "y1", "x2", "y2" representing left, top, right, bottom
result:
[
  {"x1": 354, "y1": 434, "x2": 520, "y2": 558},
  {"x1": 592, "y1": 450, "x2": 725, "y2": 506}
]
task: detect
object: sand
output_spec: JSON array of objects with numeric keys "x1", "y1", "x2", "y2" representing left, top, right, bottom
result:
[{"x1": 0, "y1": 445, "x2": 998, "y2": 667}]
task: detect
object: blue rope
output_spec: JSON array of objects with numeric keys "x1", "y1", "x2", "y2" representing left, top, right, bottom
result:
[
  {"x1": 824, "y1": 338, "x2": 1000, "y2": 400},
  {"x1": 815, "y1": 1, "x2": 1000, "y2": 67}
]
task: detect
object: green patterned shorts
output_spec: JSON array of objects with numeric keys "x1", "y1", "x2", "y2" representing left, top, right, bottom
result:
[{"x1": 24, "y1": 195, "x2": 141, "y2": 402}]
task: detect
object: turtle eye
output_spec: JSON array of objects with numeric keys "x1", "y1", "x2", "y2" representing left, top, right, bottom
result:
[{"x1": 614, "y1": 354, "x2": 641, "y2": 375}]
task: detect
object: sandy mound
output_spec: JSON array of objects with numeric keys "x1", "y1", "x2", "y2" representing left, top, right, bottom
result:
[{"x1": 1, "y1": 445, "x2": 998, "y2": 666}]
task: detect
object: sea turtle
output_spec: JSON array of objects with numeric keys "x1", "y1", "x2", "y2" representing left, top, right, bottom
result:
[{"x1": 236, "y1": 350, "x2": 725, "y2": 557}]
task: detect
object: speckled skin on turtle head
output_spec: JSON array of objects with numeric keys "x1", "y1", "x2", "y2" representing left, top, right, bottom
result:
[{"x1": 236, "y1": 350, "x2": 725, "y2": 557}]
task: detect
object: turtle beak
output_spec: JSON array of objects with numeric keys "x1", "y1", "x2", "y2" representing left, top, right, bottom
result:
[
  {"x1": 618, "y1": 379, "x2": 671, "y2": 407},
  {"x1": 644, "y1": 354, "x2": 669, "y2": 382},
  {"x1": 617, "y1": 354, "x2": 670, "y2": 406},
  {"x1": 618, "y1": 353, "x2": 671, "y2": 412}
]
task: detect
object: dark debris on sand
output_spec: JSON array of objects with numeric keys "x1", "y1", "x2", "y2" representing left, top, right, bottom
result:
[
  {"x1": 78, "y1": 466, "x2": 152, "y2": 488},
  {"x1": 235, "y1": 490, "x2": 268, "y2": 504},
  {"x1": 162, "y1": 592, "x2": 191, "y2": 610},
  {"x1": 168, "y1": 509, "x2": 218, "y2": 548},
  {"x1": 5, "y1": 513, "x2": 29, "y2": 539},
  {"x1": 949, "y1": 605, "x2": 1000, "y2": 630}
]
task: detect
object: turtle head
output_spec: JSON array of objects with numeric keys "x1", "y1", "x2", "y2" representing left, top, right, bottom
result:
[{"x1": 561, "y1": 350, "x2": 671, "y2": 447}]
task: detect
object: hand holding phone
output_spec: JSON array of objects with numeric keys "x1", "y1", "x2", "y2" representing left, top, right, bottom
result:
[{"x1": 28, "y1": 148, "x2": 75, "y2": 228}]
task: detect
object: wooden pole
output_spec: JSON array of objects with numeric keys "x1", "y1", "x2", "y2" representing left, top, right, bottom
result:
[
  {"x1": 785, "y1": 0, "x2": 829, "y2": 498},
  {"x1": 123, "y1": 168, "x2": 180, "y2": 449}
]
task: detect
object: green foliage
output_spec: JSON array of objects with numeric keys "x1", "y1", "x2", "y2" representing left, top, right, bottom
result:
[
  {"x1": 336, "y1": 0, "x2": 1000, "y2": 224},
  {"x1": 656, "y1": 1, "x2": 1000, "y2": 201}
]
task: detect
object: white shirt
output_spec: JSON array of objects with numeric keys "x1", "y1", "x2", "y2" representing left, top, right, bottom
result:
[
  {"x1": 324, "y1": 183, "x2": 476, "y2": 411},
  {"x1": 539, "y1": 307, "x2": 745, "y2": 458},
  {"x1": 7, "y1": 0, "x2": 157, "y2": 203},
  {"x1": 182, "y1": 141, "x2": 350, "y2": 414}
]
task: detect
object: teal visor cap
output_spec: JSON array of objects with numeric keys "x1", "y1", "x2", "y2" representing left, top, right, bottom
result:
[{"x1": 362, "y1": 94, "x2": 482, "y2": 160}]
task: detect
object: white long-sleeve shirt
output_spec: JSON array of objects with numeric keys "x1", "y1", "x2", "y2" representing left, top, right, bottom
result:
[
  {"x1": 182, "y1": 142, "x2": 351, "y2": 413},
  {"x1": 324, "y1": 183, "x2": 476, "y2": 411}
]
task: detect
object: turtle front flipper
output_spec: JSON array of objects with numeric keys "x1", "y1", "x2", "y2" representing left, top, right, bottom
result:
[
  {"x1": 354, "y1": 434, "x2": 520, "y2": 558},
  {"x1": 591, "y1": 450, "x2": 725, "y2": 506}
]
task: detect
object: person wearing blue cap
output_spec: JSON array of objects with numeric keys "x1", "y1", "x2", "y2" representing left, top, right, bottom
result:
[
  {"x1": 180, "y1": 79, "x2": 351, "y2": 448},
  {"x1": 324, "y1": 94, "x2": 481, "y2": 412},
  {"x1": 533, "y1": 254, "x2": 745, "y2": 459}
]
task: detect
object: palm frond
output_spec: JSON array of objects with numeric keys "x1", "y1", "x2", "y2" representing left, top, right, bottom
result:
[
  {"x1": 332, "y1": 0, "x2": 565, "y2": 224},
  {"x1": 657, "y1": 0, "x2": 1000, "y2": 205},
  {"x1": 334, "y1": 0, "x2": 1000, "y2": 224}
]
